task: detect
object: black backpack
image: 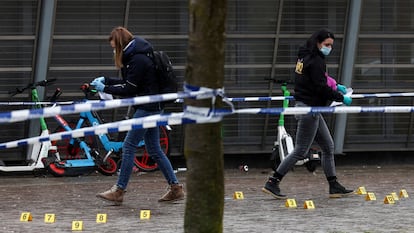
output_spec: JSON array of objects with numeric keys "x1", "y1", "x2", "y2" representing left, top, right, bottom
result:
[{"x1": 149, "y1": 51, "x2": 178, "y2": 96}]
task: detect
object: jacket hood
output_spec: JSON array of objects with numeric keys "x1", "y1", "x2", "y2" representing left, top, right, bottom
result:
[
  {"x1": 297, "y1": 46, "x2": 312, "y2": 58},
  {"x1": 123, "y1": 36, "x2": 153, "y2": 57},
  {"x1": 297, "y1": 45, "x2": 326, "y2": 59}
]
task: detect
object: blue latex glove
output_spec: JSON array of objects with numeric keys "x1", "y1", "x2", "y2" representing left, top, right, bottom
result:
[
  {"x1": 336, "y1": 84, "x2": 347, "y2": 94},
  {"x1": 90, "y1": 79, "x2": 105, "y2": 92},
  {"x1": 343, "y1": 96, "x2": 352, "y2": 106},
  {"x1": 92, "y1": 76, "x2": 105, "y2": 84}
]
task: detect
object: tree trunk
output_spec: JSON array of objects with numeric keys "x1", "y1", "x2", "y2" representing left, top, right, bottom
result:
[{"x1": 184, "y1": 0, "x2": 227, "y2": 232}]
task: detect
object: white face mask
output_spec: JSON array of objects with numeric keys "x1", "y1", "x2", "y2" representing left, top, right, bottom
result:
[
  {"x1": 320, "y1": 46, "x2": 332, "y2": 56},
  {"x1": 113, "y1": 49, "x2": 116, "y2": 55}
]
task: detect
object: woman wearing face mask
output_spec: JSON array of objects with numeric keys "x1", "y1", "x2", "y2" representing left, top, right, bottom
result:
[
  {"x1": 262, "y1": 28, "x2": 353, "y2": 199},
  {"x1": 92, "y1": 26, "x2": 184, "y2": 205}
]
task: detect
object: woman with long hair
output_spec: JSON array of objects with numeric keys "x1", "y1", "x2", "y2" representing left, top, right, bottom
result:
[
  {"x1": 262, "y1": 28, "x2": 353, "y2": 199},
  {"x1": 92, "y1": 26, "x2": 184, "y2": 205}
]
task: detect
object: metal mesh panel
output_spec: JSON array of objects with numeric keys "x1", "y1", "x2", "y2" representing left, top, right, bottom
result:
[
  {"x1": 54, "y1": 0, "x2": 125, "y2": 35},
  {"x1": 0, "y1": 0, "x2": 37, "y2": 35},
  {"x1": 280, "y1": 0, "x2": 347, "y2": 34},
  {"x1": 344, "y1": 0, "x2": 414, "y2": 151},
  {"x1": 227, "y1": 0, "x2": 279, "y2": 34},
  {"x1": 360, "y1": 0, "x2": 414, "y2": 33},
  {"x1": 128, "y1": 1, "x2": 188, "y2": 35}
]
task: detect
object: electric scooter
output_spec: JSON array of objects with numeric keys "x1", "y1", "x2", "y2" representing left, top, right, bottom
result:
[
  {"x1": 0, "y1": 80, "x2": 117, "y2": 177},
  {"x1": 269, "y1": 83, "x2": 320, "y2": 172},
  {"x1": 0, "y1": 79, "x2": 59, "y2": 175}
]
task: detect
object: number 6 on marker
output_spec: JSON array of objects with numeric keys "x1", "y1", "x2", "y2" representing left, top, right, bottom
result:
[
  {"x1": 20, "y1": 212, "x2": 32, "y2": 222},
  {"x1": 140, "y1": 210, "x2": 151, "y2": 220}
]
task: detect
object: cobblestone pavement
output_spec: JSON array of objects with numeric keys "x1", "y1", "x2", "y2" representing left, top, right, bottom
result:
[{"x1": 0, "y1": 164, "x2": 413, "y2": 233}]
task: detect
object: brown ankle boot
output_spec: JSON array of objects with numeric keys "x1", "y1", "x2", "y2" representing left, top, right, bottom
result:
[
  {"x1": 158, "y1": 184, "x2": 185, "y2": 202},
  {"x1": 96, "y1": 185, "x2": 126, "y2": 205}
]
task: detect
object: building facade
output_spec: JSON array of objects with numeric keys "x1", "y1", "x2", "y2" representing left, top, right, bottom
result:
[{"x1": 1, "y1": 0, "x2": 414, "y2": 161}]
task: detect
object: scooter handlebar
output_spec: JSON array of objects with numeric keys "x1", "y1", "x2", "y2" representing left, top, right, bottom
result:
[{"x1": 9, "y1": 78, "x2": 57, "y2": 96}]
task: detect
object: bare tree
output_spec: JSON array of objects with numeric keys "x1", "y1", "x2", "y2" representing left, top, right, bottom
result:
[{"x1": 184, "y1": 0, "x2": 227, "y2": 232}]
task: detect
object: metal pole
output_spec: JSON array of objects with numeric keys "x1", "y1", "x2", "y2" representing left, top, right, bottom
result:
[
  {"x1": 333, "y1": 0, "x2": 362, "y2": 154},
  {"x1": 261, "y1": 0, "x2": 284, "y2": 148},
  {"x1": 26, "y1": 0, "x2": 56, "y2": 159}
]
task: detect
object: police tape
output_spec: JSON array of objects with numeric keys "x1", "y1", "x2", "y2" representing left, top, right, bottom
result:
[
  {"x1": 6, "y1": 91, "x2": 414, "y2": 106},
  {"x1": 0, "y1": 86, "x2": 223, "y2": 124},
  {"x1": 0, "y1": 111, "x2": 223, "y2": 149},
  {"x1": 227, "y1": 92, "x2": 414, "y2": 102},
  {"x1": 1, "y1": 105, "x2": 414, "y2": 149},
  {"x1": 0, "y1": 101, "x2": 76, "y2": 106}
]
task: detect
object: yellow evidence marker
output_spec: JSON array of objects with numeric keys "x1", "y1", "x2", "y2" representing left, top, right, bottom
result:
[
  {"x1": 390, "y1": 192, "x2": 399, "y2": 201},
  {"x1": 233, "y1": 191, "x2": 244, "y2": 200},
  {"x1": 71, "y1": 220, "x2": 83, "y2": 231},
  {"x1": 20, "y1": 212, "x2": 33, "y2": 222},
  {"x1": 365, "y1": 192, "x2": 377, "y2": 201},
  {"x1": 303, "y1": 200, "x2": 315, "y2": 209},
  {"x1": 140, "y1": 210, "x2": 151, "y2": 220},
  {"x1": 44, "y1": 213, "x2": 56, "y2": 223},
  {"x1": 285, "y1": 199, "x2": 297, "y2": 208},
  {"x1": 383, "y1": 195, "x2": 395, "y2": 204},
  {"x1": 356, "y1": 187, "x2": 367, "y2": 195},
  {"x1": 399, "y1": 189, "x2": 409, "y2": 198},
  {"x1": 96, "y1": 213, "x2": 107, "y2": 223}
]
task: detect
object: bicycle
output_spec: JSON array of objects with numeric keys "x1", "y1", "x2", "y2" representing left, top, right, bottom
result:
[
  {"x1": 0, "y1": 79, "x2": 58, "y2": 175},
  {"x1": 50, "y1": 84, "x2": 170, "y2": 173}
]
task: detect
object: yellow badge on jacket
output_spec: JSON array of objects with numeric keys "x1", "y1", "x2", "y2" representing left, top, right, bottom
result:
[{"x1": 295, "y1": 58, "x2": 304, "y2": 74}]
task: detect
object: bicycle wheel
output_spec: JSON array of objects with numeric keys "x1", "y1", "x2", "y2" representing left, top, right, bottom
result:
[
  {"x1": 134, "y1": 126, "x2": 170, "y2": 172},
  {"x1": 51, "y1": 121, "x2": 97, "y2": 160}
]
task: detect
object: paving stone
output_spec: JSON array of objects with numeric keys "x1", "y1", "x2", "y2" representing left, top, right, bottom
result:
[{"x1": 0, "y1": 164, "x2": 413, "y2": 232}]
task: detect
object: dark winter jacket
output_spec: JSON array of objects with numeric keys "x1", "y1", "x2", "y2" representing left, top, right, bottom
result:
[
  {"x1": 293, "y1": 46, "x2": 344, "y2": 107},
  {"x1": 104, "y1": 36, "x2": 160, "y2": 111}
]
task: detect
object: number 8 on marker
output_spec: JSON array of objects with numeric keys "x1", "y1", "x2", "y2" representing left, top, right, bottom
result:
[{"x1": 96, "y1": 214, "x2": 107, "y2": 223}]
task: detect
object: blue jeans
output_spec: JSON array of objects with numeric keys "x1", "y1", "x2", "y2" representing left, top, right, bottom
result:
[
  {"x1": 117, "y1": 109, "x2": 178, "y2": 190},
  {"x1": 276, "y1": 102, "x2": 336, "y2": 178}
]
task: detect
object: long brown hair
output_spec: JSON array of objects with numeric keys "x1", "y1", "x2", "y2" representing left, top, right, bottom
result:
[{"x1": 108, "y1": 26, "x2": 133, "y2": 68}]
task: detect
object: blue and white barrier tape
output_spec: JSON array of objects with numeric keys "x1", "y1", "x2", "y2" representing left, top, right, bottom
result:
[
  {"x1": 233, "y1": 106, "x2": 414, "y2": 115},
  {"x1": 1, "y1": 92, "x2": 413, "y2": 106},
  {"x1": 0, "y1": 101, "x2": 76, "y2": 106},
  {"x1": 0, "y1": 111, "x2": 223, "y2": 149},
  {"x1": 2, "y1": 105, "x2": 414, "y2": 149},
  {"x1": 351, "y1": 92, "x2": 414, "y2": 99},
  {"x1": 228, "y1": 96, "x2": 293, "y2": 102},
  {"x1": 228, "y1": 92, "x2": 414, "y2": 102},
  {"x1": 0, "y1": 88, "x2": 221, "y2": 124}
]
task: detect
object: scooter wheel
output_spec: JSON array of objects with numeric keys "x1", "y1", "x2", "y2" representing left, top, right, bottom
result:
[
  {"x1": 305, "y1": 160, "x2": 318, "y2": 173},
  {"x1": 45, "y1": 161, "x2": 66, "y2": 177},
  {"x1": 97, "y1": 157, "x2": 117, "y2": 176},
  {"x1": 269, "y1": 148, "x2": 280, "y2": 171}
]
